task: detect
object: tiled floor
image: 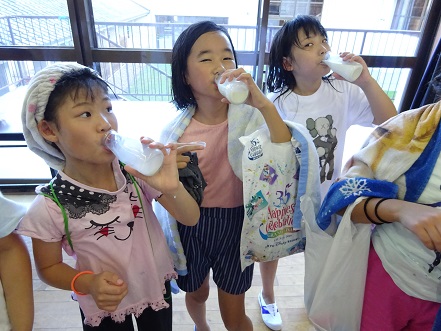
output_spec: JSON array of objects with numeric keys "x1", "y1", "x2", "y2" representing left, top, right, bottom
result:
[{"x1": 6, "y1": 193, "x2": 315, "y2": 331}]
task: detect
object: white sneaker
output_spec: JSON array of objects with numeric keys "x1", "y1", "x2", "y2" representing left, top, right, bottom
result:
[{"x1": 258, "y1": 290, "x2": 282, "y2": 330}]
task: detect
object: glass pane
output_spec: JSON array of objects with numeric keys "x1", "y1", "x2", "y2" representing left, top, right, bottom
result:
[
  {"x1": 0, "y1": 60, "x2": 69, "y2": 134},
  {"x1": 0, "y1": 60, "x2": 70, "y2": 184},
  {"x1": 262, "y1": 63, "x2": 410, "y2": 108},
  {"x1": 99, "y1": 62, "x2": 172, "y2": 101},
  {"x1": 97, "y1": 62, "x2": 255, "y2": 102},
  {"x1": 91, "y1": 0, "x2": 260, "y2": 50},
  {"x1": 265, "y1": 0, "x2": 432, "y2": 107},
  {"x1": 266, "y1": 26, "x2": 420, "y2": 57},
  {"x1": 325, "y1": 30, "x2": 420, "y2": 56},
  {"x1": 266, "y1": 0, "x2": 430, "y2": 56},
  {"x1": 321, "y1": 0, "x2": 432, "y2": 57},
  {"x1": 369, "y1": 67, "x2": 411, "y2": 104},
  {"x1": 0, "y1": 1, "x2": 73, "y2": 47}
]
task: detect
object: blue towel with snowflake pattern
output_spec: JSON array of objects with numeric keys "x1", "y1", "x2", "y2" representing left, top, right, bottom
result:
[{"x1": 317, "y1": 101, "x2": 441, "y2": 230}]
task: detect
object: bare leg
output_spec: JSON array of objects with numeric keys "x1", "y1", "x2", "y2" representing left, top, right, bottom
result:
[
  {"x1": 218, "y1": 288, "x2": 253, "y2": 331},
  {"x1": 259, "y1": 259, "x2": 279, "y2": 303},
  {"x1": 185, "y1": 275, "x2": 211, "y2": 331},
  {"x1": 258, "y1": 260, "x2": 282, "y2": 330}
]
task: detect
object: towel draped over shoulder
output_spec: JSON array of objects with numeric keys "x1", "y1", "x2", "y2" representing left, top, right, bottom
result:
[{"x1": 156, "y1": 104, "x2": 321, "y2": 275}]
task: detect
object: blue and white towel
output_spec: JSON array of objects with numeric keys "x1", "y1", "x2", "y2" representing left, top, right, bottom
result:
[{"x1": 318, "y1": 100, "x2": 441, "y2": 229}]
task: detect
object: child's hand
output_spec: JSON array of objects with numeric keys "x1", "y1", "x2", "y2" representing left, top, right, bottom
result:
[
  {"x1": 334, "y1": 52, "x2": 373, "y2": 85},
  {"x1": 219, "y1": 68, "x2": 273, "y2": 110},
  {"x1": 219, "y1": 69, "x2": 291, "y2": 143},
  {"x1": 398, "y1": 203, "x2": 441, "y2": 251},
  {"x1": 88, "y1": 271, "x2": 128, "y2": 312},
  {"x1": 176, "y1": 143, "x2": 205, "y2": 169},
  {"x1": 125, "y1": 139, "x2": 180, "y2": 195}
]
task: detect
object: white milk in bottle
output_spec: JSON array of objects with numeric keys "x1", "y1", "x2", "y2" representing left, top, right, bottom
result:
[
  {"x1": 323, "y1": 52, "x2": 363, "y2": 82},
  {"x1": 216, "y1": 75, "x2": 249, "y2": 104},
  {"x1": 103, "y1": 130, "x2": 163, "y2": 176}
]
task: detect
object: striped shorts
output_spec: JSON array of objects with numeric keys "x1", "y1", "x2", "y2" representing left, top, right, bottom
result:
[{"x1": 176, "y1": 206, "x2": 254, "y2": 295}]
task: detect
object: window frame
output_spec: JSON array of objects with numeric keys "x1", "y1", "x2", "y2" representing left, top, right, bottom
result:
[{"x1": 0, "y1": 0, "x2": 439, "y2": 112}]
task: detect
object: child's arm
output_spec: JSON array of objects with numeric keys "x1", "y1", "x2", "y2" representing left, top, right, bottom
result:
[
  {"x1": 338, "y1": 52, "x2": 397, "y2": 124},
  {"x1": 0, "y1": 233, "x2": 33, "y2": 331},
  {"x1": 31, "y1": 238, "x2": 128, "y2": 312},
  {"x1": 346, "y1": 198, "x2": 441, "y2": 251},
  {"x1": 156, "y1": 181, "x2": 200, "y2": 226},
  {"x1": 220, "y1": 69, "x2": 292, "y2": 143},
  {"x1": 124, "y1": 140, "x2": 200, "y2": 226}
]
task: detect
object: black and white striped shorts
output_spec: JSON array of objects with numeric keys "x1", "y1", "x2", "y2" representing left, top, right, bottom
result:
[{"x1": 176, "y1": 206, "x2": 254, "y2": 295}]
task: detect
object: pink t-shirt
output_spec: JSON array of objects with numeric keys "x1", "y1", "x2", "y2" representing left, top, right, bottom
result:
[
  {"x1": 179, "y1": 118, "x2": 243, "y2": 208},
  {"x1": 16, "y1": 160, "x2": 176, "y2": 326}
]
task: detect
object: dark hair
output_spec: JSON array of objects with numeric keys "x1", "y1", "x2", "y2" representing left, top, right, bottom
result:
[
  {"x1": 45, "y1": 68, "x2": 112, "y2": 124},
  {"x1": 266, "y1": 15, "x2": 328, "y2": 96},
  {"x1": 171, "y1": 20, "x2": 238, "y2": 110}
]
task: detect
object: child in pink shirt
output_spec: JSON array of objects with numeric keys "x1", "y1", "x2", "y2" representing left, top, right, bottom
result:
[{"x1": 17, "y1": 62, "x2": 200, "y2": 330}]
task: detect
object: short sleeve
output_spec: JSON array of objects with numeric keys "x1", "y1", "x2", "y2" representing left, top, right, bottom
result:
[
  {"x1": 0, "y1": 192, "x2": 27, "y2": 238},
  {"x1": 16, "y1": 194, "x2": 66, "y2": 243},
  {"x1": 346, "y1": 83, "x2": 374, "y2": 127}
]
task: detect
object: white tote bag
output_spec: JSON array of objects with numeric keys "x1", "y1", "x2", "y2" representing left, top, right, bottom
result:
[
  {"x1": 304, "y1": 198, "x2": 372, "y2": 331},
  {"x1": 239, "y1": 127, "x2": 304, "y2": 271}
]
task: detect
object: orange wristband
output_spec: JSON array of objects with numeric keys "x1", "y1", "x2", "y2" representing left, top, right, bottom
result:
[{"x1": 71, "y1": 270, "x2": 93, "y2": 296}]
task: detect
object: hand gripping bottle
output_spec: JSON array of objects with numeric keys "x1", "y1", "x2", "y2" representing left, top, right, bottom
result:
[
  {"x1": 103, "y1": 130, "x2": 164, "y2": 176},
  {"x1": 323, "y1": 52, "x2": 363, "y2": 82},
  {"x1": 216, "y1": 74, "x2": 249, "y2": 105}
]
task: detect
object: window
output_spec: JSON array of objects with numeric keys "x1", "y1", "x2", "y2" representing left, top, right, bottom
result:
[
  {"x1": 0, "y1": 0, "x2": 440, "y2": 187},
  {"x1": 0, "y1": 0, "x2": 438, "y2": 109}
]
